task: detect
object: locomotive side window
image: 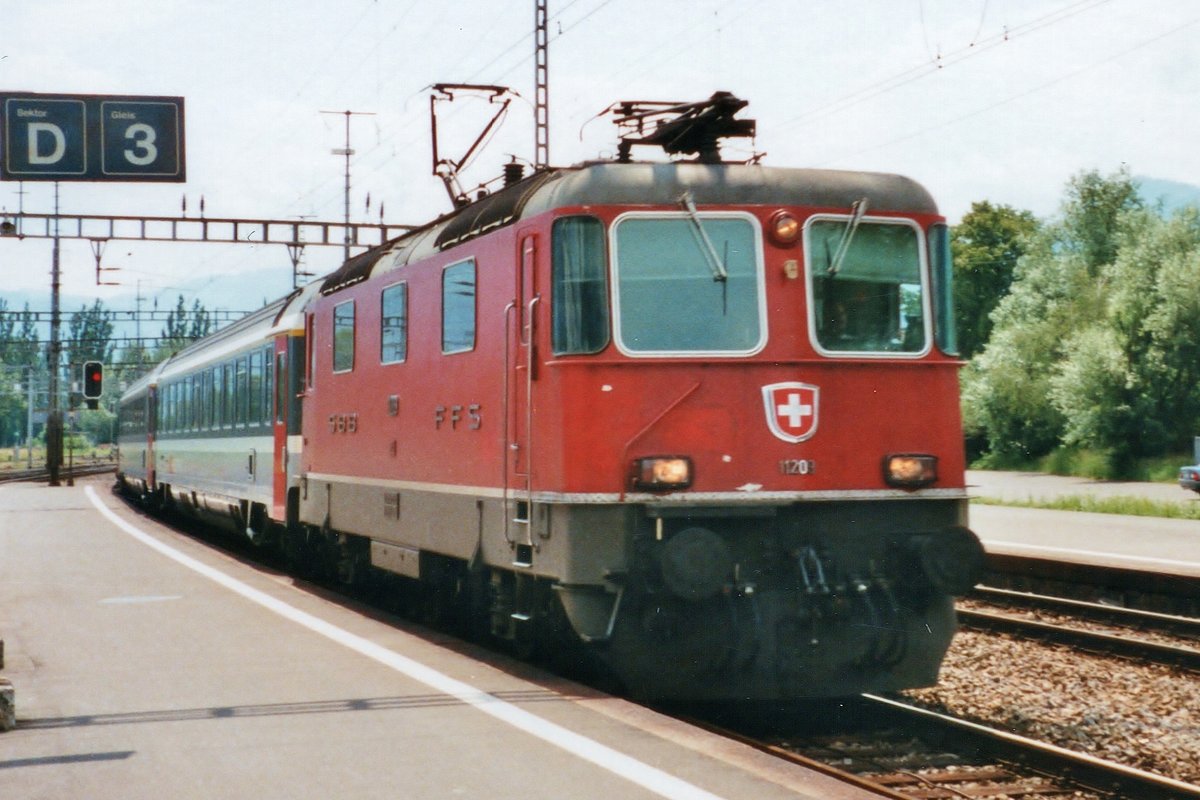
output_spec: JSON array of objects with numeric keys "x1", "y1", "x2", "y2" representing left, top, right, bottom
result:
[
  {"x1": 928, "y1": 223, "x2": 958, "y2": 355},
  {"x1": 380, "y1": 282, "x2": 408, "y2": 364},
  {"x1": 333, "y1": 300, "x2": 355, "y2": 373},
  {"x1": 552, "y1": 216, "x2": 609, "y2": 355},
  {"x1": 612, "y1": 213, "x2": 764, "y2": 355},
  {"x1": 806, "y1": 218, "x2": 929, "y2": 355},
  {"x1": 442, "y1": 259, "x2": 476, "y2": 354}
]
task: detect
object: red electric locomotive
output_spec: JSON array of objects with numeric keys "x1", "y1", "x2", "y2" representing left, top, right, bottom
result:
[{"x1": 119, "y1": 94, "x2": 984, "y2": 701}]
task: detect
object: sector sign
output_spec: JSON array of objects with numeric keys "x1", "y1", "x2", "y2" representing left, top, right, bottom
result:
[{"x1": 0, "y1": 92, "x2": 185, "y2": 182}]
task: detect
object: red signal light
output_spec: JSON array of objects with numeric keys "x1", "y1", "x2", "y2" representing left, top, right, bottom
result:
[{"x1": 83, "y1": 361, "x2": 104, "y2": 400}]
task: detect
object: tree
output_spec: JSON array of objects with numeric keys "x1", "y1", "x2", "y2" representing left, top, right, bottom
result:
[
  {"x1": 1060, "y1": 167, "x2": 1143, "y2": 271},
  {"x1": 66, "y1": 299, "x2": 115, "y2": 367},
  {"x1": 962, "y1": 169, "x2": 1141, "y2": 463},
  {"x1": 951, "y1": 201, "x2": 1039, "y2": 359},
  {"x1": 1049, "y1": 207, "x2": 1200, "y2": 466},
  {"x1": 159, "y1": 295, "x2": 212, "y2": 355},
  {"x1": 0, "y1": 300, "x2": 42, "y2": 447}
]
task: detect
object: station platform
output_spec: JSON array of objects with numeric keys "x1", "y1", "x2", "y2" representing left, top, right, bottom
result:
[{"x1": 0, "y1": 478, "x2": 871, "y2": 800}]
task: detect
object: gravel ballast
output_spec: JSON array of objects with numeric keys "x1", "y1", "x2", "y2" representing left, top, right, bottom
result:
[{"x1": 905, "y1": 629, "x2": 1200, "y2": 784}]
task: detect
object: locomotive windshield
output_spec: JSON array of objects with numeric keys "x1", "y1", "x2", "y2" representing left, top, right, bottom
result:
[
  {"x1": 612, "y1": 213, "x2": 764, "y2": 355},
  {"x1": 806, "y1": 218, "x2": 928, "y2": 355}
]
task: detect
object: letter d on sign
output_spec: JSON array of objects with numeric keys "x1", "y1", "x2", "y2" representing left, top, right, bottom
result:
[{"x1": 28, "y1": 122, "x2": 66, "y2": 165}]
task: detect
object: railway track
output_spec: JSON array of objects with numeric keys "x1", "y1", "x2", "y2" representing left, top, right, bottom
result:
[
  {"x1": 694, "y1": 694, "x2": 1200, "y2": 799},
  {"x1": 984, "y1": 552, "x2": 1200, "y2": 618},
  {"x1": 959, "y1": 585, "x2": 1200, "y2": 672},
  {"x1": 0, "y1": 463, "x2": 116, "y2": 484}
]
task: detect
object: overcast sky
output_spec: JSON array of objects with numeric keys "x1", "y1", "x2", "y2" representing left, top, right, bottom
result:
[{"x1": 2, "y1": 0, "x2": 1198, "y2": 313}]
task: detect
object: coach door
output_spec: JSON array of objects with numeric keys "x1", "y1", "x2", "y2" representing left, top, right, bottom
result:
[
  {"x1": 271, "y1": 335, "x2": 289, "y2": 522},
  {"x1": 505, "y1": 232, "x2": 540, "y2": 563},
  {"x1": 146, "y1": 384, "x2": 158, "y2": 492}
]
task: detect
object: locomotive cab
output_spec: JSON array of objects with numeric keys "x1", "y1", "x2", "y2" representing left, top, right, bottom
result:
[{"x1": 516, "y1": 164, "x2": 984, "y2": 698}]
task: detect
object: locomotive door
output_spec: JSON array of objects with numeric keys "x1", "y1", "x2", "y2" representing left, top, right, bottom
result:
[{"x1": 505, "y1": 232, "x2": 539, "y2": 560}]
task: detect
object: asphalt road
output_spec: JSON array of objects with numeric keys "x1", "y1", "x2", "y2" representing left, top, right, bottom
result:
[
  {"x1": 965, "y1": 471, "x2": 1200, "y2": 577},
  {"x1": 966, "y1": 469, "x2": 1197, "y2": 505}
]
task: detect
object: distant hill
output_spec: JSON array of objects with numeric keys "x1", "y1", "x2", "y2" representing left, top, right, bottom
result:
[{"x1": 1136, "y1": 176, "x2": 1200, "y2": 214}]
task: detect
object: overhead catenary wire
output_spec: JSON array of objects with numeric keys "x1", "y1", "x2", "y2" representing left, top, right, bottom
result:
[
  {"x1": 777, "y1": 0, "x2": 1115, "y2": 133},
  {"x1": 814, "y1": 13, "x2": 1200, "y2": 170}
]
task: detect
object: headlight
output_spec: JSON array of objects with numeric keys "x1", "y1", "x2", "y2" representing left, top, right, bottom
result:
[
  {"x1": 767, "y1": 210, "x2": 801, "y2": 246},
  {"x1": 884, "y1": 454, "x2": 937, "y2": 489},
  {"x1": 632, "y1": 456, "x2": 692, "y2": 491}
]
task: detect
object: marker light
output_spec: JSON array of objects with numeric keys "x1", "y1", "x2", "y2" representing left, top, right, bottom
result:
[
  {"x1": 884, "y1": 454, "x2": 938, "y2": 489},
  {"x1": 768, "y1": 210, "x2": 801, "y2": 246},
  {"x1": 632, "y1": 456, "x2": 693, "y2": 492}
]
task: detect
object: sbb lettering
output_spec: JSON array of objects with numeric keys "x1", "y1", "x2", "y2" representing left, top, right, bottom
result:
[{"x1": 434, "y1": 403, "x2": 482, "y2": 430}]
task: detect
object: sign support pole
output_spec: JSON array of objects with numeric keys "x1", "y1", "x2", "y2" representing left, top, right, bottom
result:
[{"x1": 47, "y1": 182, "x2": 62, "y2": 486}]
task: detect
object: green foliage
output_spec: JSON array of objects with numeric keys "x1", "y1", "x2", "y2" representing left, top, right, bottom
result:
[
  {"x1": 66, "y1": 299, "x2": 115, "y2": 366},
  {"x1": 961, "y1": 167, "x2": 1200, "y2": 471},
  {"x1": 951, "y1": 201, "x2": 1039, "y2": 358},
  {"x1": 76, "y1": 408, "x2": 116, "y2": 445},
  {"x1": 158, "y1": 295, "x2": 213, "y2": 356},
  {"x1": 1039, "y1": 447, "x2": 1118, "y2": 480}
]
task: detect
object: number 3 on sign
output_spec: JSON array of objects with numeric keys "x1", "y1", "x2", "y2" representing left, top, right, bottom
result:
[{"x1": 124, "y1": 123, "x2": 157, "y2": 166}]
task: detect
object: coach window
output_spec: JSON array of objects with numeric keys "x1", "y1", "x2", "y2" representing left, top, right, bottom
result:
[
  {"x1": 192, "y1": 375, "x2": 202, "y2": 430},
  {"x1": 442, "y1": 259, "x2": 476, "y2": 354},
  {"x1": 381, "y1": 282, "x2": 407, "y2": 364},
  {"x1": 208, "y1": 371, "x2": 217, "y2": 429},
  {"x1": 235, "y1": 356, "x2": 249, "y2": 427},
  {"x1": 163, "y1": 382, "x2": 173, "y2": 433},
  {"x1": 222, "y1": 363, "x2": 233, "y2": 428},
  {"x1": 275, "y1": 352, "x2": 287, "y2": 424},
  {"x1": 552, "y1": 216, "x2": 609, "y2": 355},
  {"x1": 249, "y1": 350, "x2": 264, "y2": 426},
  {"x1": 263, "y1": 345, "x2": 274, "y2": 425},
  {"x1": 612, "y1": 212, "x2": 764, "y2": 355},
  {"x1": 806, "y1": 217, "x2": 928, "y2": 356},
  {"x1": 333, "y1": 301, "x2": 355, "y2": 373}
]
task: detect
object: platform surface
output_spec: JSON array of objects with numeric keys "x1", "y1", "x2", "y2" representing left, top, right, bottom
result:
[{"x1": 0, "y1": 478, "x2": 871, "y2": 800}]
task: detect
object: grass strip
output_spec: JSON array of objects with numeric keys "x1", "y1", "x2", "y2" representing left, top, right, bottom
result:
[{"x1": 973, "y1": 494, "x2": 1200, "y2": 520}]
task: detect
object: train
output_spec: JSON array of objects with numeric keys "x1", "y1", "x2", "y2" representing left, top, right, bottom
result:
[{"x1": 117, "y1": 94, "x2": 985, "y2": 701}]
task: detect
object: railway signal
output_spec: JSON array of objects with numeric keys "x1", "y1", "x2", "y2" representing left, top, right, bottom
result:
[{"x1": 82, "y1": 361, "x2": 103, "y2": 409}]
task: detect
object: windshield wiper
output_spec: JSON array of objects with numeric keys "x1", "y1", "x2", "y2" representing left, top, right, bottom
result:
[
  {"x1": 678, "y1": 191, "x2": 728, "y2": 282},
  {"x1": 827, "y1": 197, "x2": 869, "y2": 276}
]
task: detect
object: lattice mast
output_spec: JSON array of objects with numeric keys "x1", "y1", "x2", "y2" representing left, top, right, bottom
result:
[{"x1": 534, "y1": 0, "x2": 549, "y2": 170}]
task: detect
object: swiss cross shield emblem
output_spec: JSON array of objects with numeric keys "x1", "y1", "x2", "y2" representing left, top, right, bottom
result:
[{"x1": 762, "y1": 382, "x2": 819, "y2": 443}]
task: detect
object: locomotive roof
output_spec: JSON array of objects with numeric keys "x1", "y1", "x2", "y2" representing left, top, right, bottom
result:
[
  {"x1": 319, "y1": 161, "x2": 938, "y2": 296},
  {"x1": 524, "y1": 162, "x2": 938, "y2": 216}
]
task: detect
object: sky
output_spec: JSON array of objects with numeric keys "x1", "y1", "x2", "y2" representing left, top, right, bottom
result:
[{"x1": 1, "y1": 0, "x2": 1198, "y2": 320}]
